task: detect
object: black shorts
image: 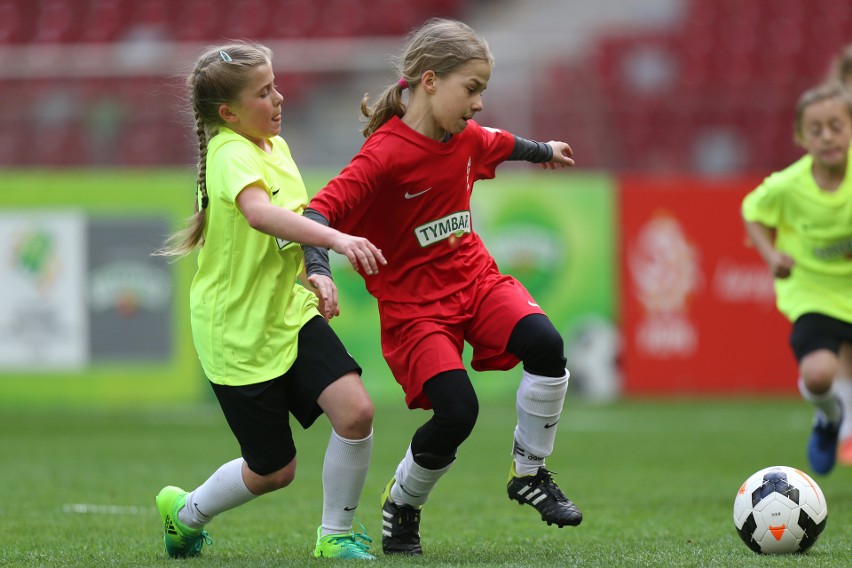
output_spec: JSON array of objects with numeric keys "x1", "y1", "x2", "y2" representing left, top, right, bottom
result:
[
  {"x1": 789, "y1": 312, "x2": 852, "y2": 362},
  {"x1": 210, "y1": 315, "x2": 361, "y2": 475}
]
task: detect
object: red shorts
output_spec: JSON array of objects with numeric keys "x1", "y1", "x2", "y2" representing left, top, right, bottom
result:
[{"x1": 378, "y1": 271, "x2": 545, "y2": 409}]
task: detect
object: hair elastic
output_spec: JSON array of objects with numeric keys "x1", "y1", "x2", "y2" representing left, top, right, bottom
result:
[
  {"x1": 219, "y1": 51, "x2": 232, "y2": 62},
  {"x1": 398, "y1": 77, "x2": 408, "y2": 89},
  {"x1": 197, "y1": 185, "x2": 209, "y2": 210}
]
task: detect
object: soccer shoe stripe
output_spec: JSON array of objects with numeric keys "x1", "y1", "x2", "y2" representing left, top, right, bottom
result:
[
  {"x1": 517, "y1": 486, "x2": 531, "y2": 496},
  {"x1": 165, "y1": 517, "x2": 178, "y2": 535},
  {"x1": 382, "y1": 510, "x2": 393, "y2": 520},
  {"x1": 530, "y1": 494, "x2": 547, "y2": 505}
]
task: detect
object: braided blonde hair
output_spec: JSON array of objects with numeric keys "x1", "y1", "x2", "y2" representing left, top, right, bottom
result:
[
  {"x1": 360, "y1": 18, "x2": 493, "y2": 138},
  {"x1": 156, "y1": 41, "x2": 272, "y2": 257}
]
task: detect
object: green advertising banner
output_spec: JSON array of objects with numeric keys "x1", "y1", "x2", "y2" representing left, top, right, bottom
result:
[
  {"x1": 0, "y1": 170, "x2": 201, "y2": 407},
  {"x1": 0, "y1": 169, "x2": 616, "y2": 407}
]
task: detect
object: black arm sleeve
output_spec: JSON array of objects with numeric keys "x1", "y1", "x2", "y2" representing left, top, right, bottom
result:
[
  {"x1": 302, "y1": 208, "x2": 332, "y2": 279},
  {"x1": 509, "y1": 135, "x2": 553, "y2": 163}
]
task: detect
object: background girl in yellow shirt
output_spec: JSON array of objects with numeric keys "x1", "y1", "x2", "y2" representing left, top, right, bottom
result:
[{"x1": 742, "y1": 83, "x2": 852, "y2": 475}]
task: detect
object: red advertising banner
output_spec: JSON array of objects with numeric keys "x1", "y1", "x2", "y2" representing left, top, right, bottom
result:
[{"x1": 619, "y1": 175, "x2": 798, "y2": 395}]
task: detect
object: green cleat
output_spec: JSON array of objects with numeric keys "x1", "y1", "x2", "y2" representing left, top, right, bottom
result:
[
  {"x1": 313, "y1": 522, "x2": 375, "y2": 560},
  {"x1": 156, "y1": 486, "x2": 212, "y2": 558}
]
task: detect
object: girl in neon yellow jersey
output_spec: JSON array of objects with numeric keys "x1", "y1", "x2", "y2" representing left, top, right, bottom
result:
[
  {"x1": 154, "y1": 41, "x2": 385, "y2": 560},
  {"x1": 742, "y1": 83, "x2": 852, "y2": 475},
  {"x1": 824, "y1": 44, "x2": 852, "y2": 461}
]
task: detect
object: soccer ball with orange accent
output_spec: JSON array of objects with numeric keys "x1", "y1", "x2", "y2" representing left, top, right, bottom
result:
[{"x1": 733, "y1": 465, "x2": 827, "y2": 554}]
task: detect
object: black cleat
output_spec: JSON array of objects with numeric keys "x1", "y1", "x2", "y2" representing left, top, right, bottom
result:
[
  {"x1": 381, "y1": 478, "x2": 423, "y2": 555},
  {"x1": 507, "y1": 464, "x2": 583, "y2": 527}
]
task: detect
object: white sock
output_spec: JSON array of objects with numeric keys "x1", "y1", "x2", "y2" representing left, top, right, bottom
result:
[
  {"x1": 390, "y1": 446, "x2": 453, "y2": 508},
  {"x1": 798, "y1": 377, "x2": 842, "y2": 425},
  {"x1": 321, "y1": 429, "x2": 373, "y2": 536},
  {"x1": 180, "y1": 458, "x2": 255, "y2": 529},
  {"x1": 834, "y1": 377, "x2": 852, "y2": 439},
  {"x1": 513, "y1": 370, "x2": 569, "y2": 476}
]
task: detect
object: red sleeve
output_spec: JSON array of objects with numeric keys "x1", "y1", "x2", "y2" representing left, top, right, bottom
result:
[
  {"x1": 309, "y1": 144, "x2": 386, "y2": 234},
  {"x1": 471, "y1": 122, "x2": 516, "y2": 181}
]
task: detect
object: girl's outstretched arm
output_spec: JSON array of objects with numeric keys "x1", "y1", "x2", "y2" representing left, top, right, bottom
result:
[
  {"x1": 743, "y1": 218, "x2": 794, "y2": 278},
  {"x1": 509, "y1": 136, "x2": 574, "y2": 169},
  {"x1": 539, "y1": 141, "x2": 574, "y2": 169},
  {"x1": 238, "y1": 185, "x2": 386, "y2": 275}
]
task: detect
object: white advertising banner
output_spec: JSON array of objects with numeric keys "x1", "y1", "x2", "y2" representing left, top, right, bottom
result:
[{"x1": 0, "y1": 211, "x2": 89, "y2": 370}]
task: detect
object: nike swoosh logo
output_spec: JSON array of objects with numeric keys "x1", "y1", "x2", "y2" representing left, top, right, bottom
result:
[
  {"x1": 528, "y1": 301, "x2": 539, "y2": 307},
  {"x1": 404, "y1": 188, "x2": 432, "y2": 199},
  {"x1": 544, "y1": 420, "x2": 559, "y2": 429},
  {"x1": 343, "y1": 505, "x2": 357, "y2": 511},
  {"x1": 272, "y1": 189, "x2": 280, "y2": 195}
]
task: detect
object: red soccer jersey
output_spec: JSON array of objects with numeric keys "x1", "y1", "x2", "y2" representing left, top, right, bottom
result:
[{"x1": 310, "y1": 117, "x2": 517, "y2": 303}]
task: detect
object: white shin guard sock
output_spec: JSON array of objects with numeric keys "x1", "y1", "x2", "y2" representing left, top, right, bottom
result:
[
  {"x1": 834, "y1": 377, "x2": 852, "y2": 439},
  {"x1": 513, "y1": 370, "x2": 569, "y2": 476},
  {"x1": 390, "y1": 445, "x2": 453, "y2": 508},
  {"x1": 321, "y1": 429, "x2": 373, "y2": 536},
  {"x1": 181, "y1": 458, "x2": 255, "y2": 529},
  {"x1": 799, "y1": 377, "x2": 842, "y2": 425}
]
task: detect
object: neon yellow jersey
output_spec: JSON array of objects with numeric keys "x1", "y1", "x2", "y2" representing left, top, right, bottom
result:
[
  {"x1": 190, "y1": 128, "x2": 319, "y2": 385},
  {"x1": 742, "y1": 151, "x2": 852, "y2": 323}
]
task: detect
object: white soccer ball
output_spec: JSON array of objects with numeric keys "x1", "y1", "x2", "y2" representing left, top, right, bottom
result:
[{"x1": 733, "y1": 465, "x2": 827, "y2": 554}]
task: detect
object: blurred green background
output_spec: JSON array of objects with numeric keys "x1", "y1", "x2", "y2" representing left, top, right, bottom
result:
[{"x1": 0, "y1": 169, "x2": 616, "y2": 408}]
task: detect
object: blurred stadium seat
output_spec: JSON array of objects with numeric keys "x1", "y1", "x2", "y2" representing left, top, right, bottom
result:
[
  {"x1": 0, "y1": 0, "x2": 847, "y2": 172},
  {"x1": 532, "y1": 0, "x2": 848, "y2": 172}
]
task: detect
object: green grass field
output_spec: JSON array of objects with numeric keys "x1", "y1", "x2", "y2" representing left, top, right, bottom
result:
[{"x1": 2, "y1": 397, "x2": 851, "y2": 567}]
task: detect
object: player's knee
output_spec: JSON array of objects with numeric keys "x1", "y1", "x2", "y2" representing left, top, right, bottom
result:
[
  {"x1": 267, "y1": 467, "x2": 296, "y2": 491},
  {"x1": 414, "y1": 397, "x2": 478, "y2": 456},
  {"x1": 532, "y1": 327, "x2": 565, "y2": 366},
  {"x1": 347, "y1": 395, "x2": 375, "y2": 436},
  {"x1": 436, "y1": 399, "x2": 478, "y2": 441},
  {"x1": 513, "y1": 317, "x2": 566, "y2": 375},
  {"x1": 801, "y1": 351, "x2": 839, "y2": 394},
  {"x1": 331, "y1": 393, "x2": 374, "y2": 439},
  {"x1": 803, "y1": 372, "x2": 836, "y2": 395},
  {"x1": 248, "y1": 461, "x2": 296, "y2": 494}
]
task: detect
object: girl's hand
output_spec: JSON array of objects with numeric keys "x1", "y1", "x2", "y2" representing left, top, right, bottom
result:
[
  {"x1": 768, "y1": 250, "x2": 795, "y2": 279},
  {"x1": 330, "y1": 233, "x2": 387, "y2": 275},
  {"x1": 539, "y1": 141, "x2": 575, "y2": 169},
  {"x1": 306, "y1": 274, "x2": 340, "y2": 320}
]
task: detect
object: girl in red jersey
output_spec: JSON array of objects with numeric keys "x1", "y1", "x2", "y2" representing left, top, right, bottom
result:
[{"x1": 305, "y1": 18, "x2": 581, "y2": 555}]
